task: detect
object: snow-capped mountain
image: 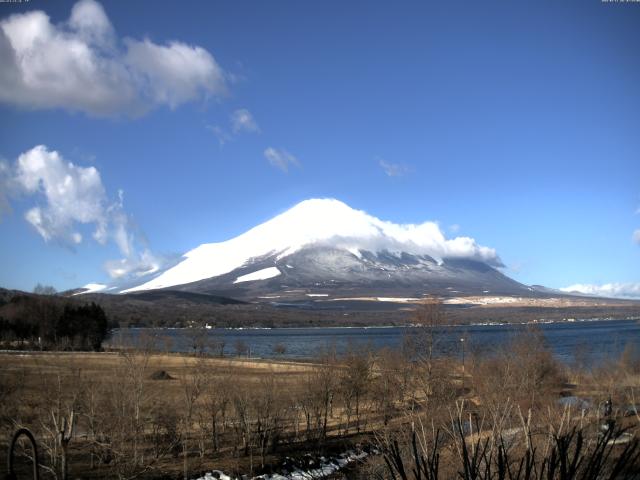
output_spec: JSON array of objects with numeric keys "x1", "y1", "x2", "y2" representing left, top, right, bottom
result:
[{"x1": 96, "y1": 199, "x2": 532, "y2": 300}]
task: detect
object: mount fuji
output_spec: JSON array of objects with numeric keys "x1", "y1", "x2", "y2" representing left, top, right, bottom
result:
[{"x1": 83, "y1": 199, "x2": 534, "y2": 302}]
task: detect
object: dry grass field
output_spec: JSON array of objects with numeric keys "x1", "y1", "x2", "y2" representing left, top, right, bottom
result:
[
  {"x1": 0, "y1": 349, "x2": 382, "y2": 479},
  {"x1": 1, "y1": 324, "x2": 640, "y2": 479}
]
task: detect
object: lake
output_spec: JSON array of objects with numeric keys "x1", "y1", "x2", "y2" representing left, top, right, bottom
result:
[{"x1": 107, "y1": 318, "x2": 640, "y2": 365}]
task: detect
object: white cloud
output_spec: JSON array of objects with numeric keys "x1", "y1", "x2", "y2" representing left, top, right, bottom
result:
[
  {"x1": 124, "y1": 38, "x2": 226, "y2": 109},
  {"x1": 6, "y1": 145, "x2": 163, "y2": 280},
  {"x1": 230, "y1": 108, "x2": 260, "y2": 133},
  {"x1": 264, "y1": 147, "x2": 300, "y2": 173},
  {"x1": 104, "y1": 249, "x2": 161, "y2": 279},
  {"x1": 15, "y1": 145, "x2": 108, "y2": 244},
  {"x1": 448, "y1": 224, "x2": 460, "y2": 234},
  {"x1": 379, "y1": 158, "x2": 409, "y2": 177},
  {"x1": 0, "y1": 0, "x2": 227, "y2": 116},
  {"x1": 284, "y1": 199, "x2": 504, "y2": 268},
  {"x1": 560, "y1": 283, "x2": 640, "y2": 300},
  {"x1": 634, "y1": 229, "x2": 640, "y2": 245},
  {"x1": 68, "y1": 0, "x2": 114, "y2": 48}
]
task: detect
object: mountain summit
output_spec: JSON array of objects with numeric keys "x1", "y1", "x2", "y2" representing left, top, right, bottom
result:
[{"x1": 83, "y1": 199, "x2": 530, "y2": 300}]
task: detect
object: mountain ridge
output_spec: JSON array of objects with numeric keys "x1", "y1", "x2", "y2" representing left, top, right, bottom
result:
[{"x1": 162, "y1": 245, "x2": 531, "y2": 302}]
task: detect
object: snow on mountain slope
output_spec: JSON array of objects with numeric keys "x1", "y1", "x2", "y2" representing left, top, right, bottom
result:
[
  {"x1": 122, "y1": 199, "x2": 502, "y2": 293},
  {"x1": 72, "y1": 283, "x2": 108, "y2": 295},
  {"x1": 233, "y1": 267, "x2": 281, "y2": 284}
]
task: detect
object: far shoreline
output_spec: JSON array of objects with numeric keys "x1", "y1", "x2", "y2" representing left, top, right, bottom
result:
[{"x1": 111, "y1": 315, "x2": 640, "y2": 332}]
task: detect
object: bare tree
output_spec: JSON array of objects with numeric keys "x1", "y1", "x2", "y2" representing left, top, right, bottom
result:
[
  {"x1": 235, "y1": 339, "x2": 249, "y2": 357},
  {"x1": 231, "y1": 384, "x2": 254, "y2": 466},
  {"x1": 92, "y1": 343, "x2": 156, "y2": 479},
  {"x1": 201, "y1": 365, "x2": 232, "y2": 453},
  {"x1": 80, "y1": 375, "x2": 104, "y2": 470},
  {"x1": 372, "y1": 348, "x2": 407, "y2": 426},
  {"x1": 148, "y1": 400, "x2": 180, "y2": 460},
  {"x1": 121, "y1": 348, "x2": 152, "y2": 468},
  {"x1": 408, "y1": 296, "x2": 446, "y2": 383},
  {"x1": 33, "y1": 283, "x2": 57, "y2": 295},
  {"x1": 179, "y1": 356, "x2": 206, "y2": 480},
  {"x1": 253, "y1": 371, "x2": 287, "y2": 468},
  {"x1": 37, "y1": 367, "x2": 81, "y2": 480},
  {"x1": 340, "y1": 345, "x2": 372, "y2": 433},
  {"x1": 186, "y1": 327, "x2": 209, "y2": 356},
  {"x1": 298, "y1": 348, "x2": 338, "y2": 441},
  {"x1": 471, "y1": 326, "x2": 563, "y2": 439}
]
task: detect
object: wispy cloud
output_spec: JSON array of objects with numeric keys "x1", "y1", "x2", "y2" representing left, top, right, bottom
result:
[
  {"x1": 509, "y1": 261, "x2": 525, "y2": 274},
  {"x1": 3, "y1": 145, "x2": 162, "y2": 279},
  {"x1": 379, "y1": 158, "x2": 410, "y2": 177},
  {"x1": 206, "y1": 125, "x2": 233, "y2": 146},
  {"x1": 207, "y1": 108, "x2": 260, "y2": 146},
  {"x1": 448, "y1": 224, "x2": 460, "y2": 234},
  {"x1": 560, "y1": 282, "x2": 640, "y2": 299},
  {"x1": 231, "y1": 108, "x2": 260, "y2": 134},
  {"x1": 264, "y1": 147, "x2": 300, "y2": 173},
  {"x1": 0, "y1": 0, "x2": 228, "y2": 116}
]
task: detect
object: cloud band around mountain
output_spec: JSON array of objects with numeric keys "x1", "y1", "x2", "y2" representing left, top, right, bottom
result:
[{"x1": 560, "y1": 283, "x2": 640, "y2": 300}]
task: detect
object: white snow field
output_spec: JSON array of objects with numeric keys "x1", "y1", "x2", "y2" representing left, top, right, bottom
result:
[
  {"x1": 72, "y1": 283, "x2": 107, "y2": 295},
  {"x1": 122, "y1": 198, "x2": 499, "y2": 293},
  {"x1": 234, "y1": 267, "x2": 281, "y2": 284}
]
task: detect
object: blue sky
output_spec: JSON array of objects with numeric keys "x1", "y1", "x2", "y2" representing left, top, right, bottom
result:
[{"x1": 0, "y1": 0, "x2": 639, "y2": 296}]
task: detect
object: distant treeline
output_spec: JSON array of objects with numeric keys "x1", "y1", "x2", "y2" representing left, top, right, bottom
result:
[{"x1": 0, "y1": 294, "x2": 115, "y2": 351}]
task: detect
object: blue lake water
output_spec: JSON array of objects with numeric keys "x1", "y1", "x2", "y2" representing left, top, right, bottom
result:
[{"x1": 107, "y1": 318, "x2": 640, "y2": 365}]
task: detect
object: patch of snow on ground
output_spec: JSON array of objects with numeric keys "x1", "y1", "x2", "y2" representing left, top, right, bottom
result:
[
  {"x1": 445, "y1": 296, "x2": 523, "y2": 305},
  {"x1": 233, "y1": 267, "x2": 281, "y2": 284},
  {"x1": 73, "y1": 283, "x2": 107, "y2": 295},
  {"x1": 306, "y1": 293, "x2": 329, "y2": 297},
  {"x1": 328, "y1": 297, "x2": 420, "y2": 303},
  {"x1": 193, "y1": 447, "x2": 376, "y2": 480},
  {"x1": 376, "y1": 297, "x2": 420, "y2": 303}
]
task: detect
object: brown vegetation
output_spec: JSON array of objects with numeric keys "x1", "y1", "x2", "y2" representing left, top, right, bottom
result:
[{"x1": 1, "y1": 300, "x2": 639, "y2": 479}]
